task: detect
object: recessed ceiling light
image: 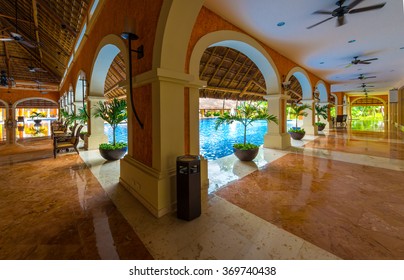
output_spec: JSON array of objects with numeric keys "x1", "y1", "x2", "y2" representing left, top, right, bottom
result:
[
  {"x1": 277, "y1": 22, "x2": 285, "y2": 27},
  {"x1": 348, "y1": 39, "x2": 356, "y2": 43}
]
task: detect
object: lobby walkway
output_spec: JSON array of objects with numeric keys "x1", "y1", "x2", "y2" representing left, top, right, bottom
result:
[{"x1": 0, "y1": 122, "x2": 403, "y2": 259}]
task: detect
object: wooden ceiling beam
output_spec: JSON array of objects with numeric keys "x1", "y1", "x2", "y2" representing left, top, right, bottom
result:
[
  {"x1": 31, "y1": 0, "x2": 43, "y2": 62},
  {"x1": 0, "y1": 13, "x2": 31, "y2": 24},
  {"x1": 208, "y1": 48, "x2": 230, "y2": 85},
  {"x1": 35, "y1": 0, "x2": 78, "y2": 37},
  {"x1": 203, "y1": 86, "x2": 265, "y2": 97},
  {"x1": 3, "y1": 41, "x2": 12, "y2": 88},
  {"x1": 200, "y1": 47, "x2": 216, "y2": 79},
  {"x1": 218, "y1": 53, "x2": 240, "y2": 88}
]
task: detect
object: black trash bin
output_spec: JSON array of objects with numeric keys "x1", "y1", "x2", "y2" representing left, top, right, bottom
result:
[{"x1": 176, "y1": 155, "x2": 201, "y2": 221}]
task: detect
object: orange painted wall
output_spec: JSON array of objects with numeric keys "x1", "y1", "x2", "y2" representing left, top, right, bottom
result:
[
  {"x1": 0, "y1": 89, "x2": 60, "y2": 105},
  {"x1": 59, "y1": 0, "x2": 163, "y2": 167},
  {"x1": 186, "y1": 7, "x2": 330, "y2": 93}
]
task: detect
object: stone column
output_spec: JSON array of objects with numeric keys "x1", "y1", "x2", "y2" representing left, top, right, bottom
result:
[
  {"x1": 120, "y1": 68, "x2": 195, "y2": 217},
  {"x1": 264, "y1": 94, "x2": 291, "y2": 149},
  {"x1": 5, "y1": 105, "x2": 16, "y2": 144},
  {"x1": 301, "y1": 99, "x2": 317, "y2": 135},
  {"x1": 85, "y1": 96, "x2": 108, "y2": 150}
]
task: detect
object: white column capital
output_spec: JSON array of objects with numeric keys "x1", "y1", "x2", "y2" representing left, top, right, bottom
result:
[{"x1": 264, "y1": 93, "x2": 289, "y2": 101}]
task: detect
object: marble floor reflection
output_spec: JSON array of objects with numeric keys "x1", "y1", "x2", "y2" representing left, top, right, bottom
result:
[{"x1": 1, "y1": 123, "x2": 403, "y2": 260}]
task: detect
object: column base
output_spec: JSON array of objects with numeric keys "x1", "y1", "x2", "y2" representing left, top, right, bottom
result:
[
  {"x1": 302, "y1": 125, "x2": 318, "y2": 136},
  {"x1": 120, "y1": 155, "x2": 177, "y2": 218},
  {"x1": 85, "y1": 134, "x2": 109, "y2": 150},
  {"x1": 264, "y1": 132, "x2": 291, "y2": 150}
]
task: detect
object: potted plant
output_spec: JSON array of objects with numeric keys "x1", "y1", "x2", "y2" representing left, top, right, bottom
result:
[
  {"x1": 93, "y1": 98, "x2": 128, "y2": 161},
  {"x1": 315, "y1": 104, "x2": 328, "y2": 131},
  {"x1": 215, "y1": 102, "x2": 278, "y2": 161},
  {"x1": 287, "y1": 103, "x2": 311, "y2": 140},
  {"x1": 30, "y1": 111, "x2": 46, "y2": 125}
]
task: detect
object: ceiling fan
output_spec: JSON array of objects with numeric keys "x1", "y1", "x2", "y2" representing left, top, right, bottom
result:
[
  {"x1": 358, "y1": 83, "x2": 374, "y2": 88},
  {"x1": 28, "y1": 65, "x2": 47, "y2": 73},
  {"x1": 307, "y1": 0, "x2": 386, "y2": 29},
  {"x1": 346, "y1": 56, "x2": 378, "y2": 68},
  {"x1": 351, "y1": 74, "x2": 376, "y2": 80},
  {"x1": 0, "y1": 0, "x2": 37, "y2": 48}
]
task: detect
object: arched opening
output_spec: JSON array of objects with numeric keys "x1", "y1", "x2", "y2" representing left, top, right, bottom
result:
[
  {"x1": 88, "y1": 34, "x2": 128, "y2": 150},
  {"x1": 350, "y1": 96, "x2": 387, "y2": 131},
  {"x1": 198, "y1": 46, "x2": 269, "y2": 160},
  {"x1": 284, "y1": 68, "x2": 315, "y2": 135},
  {"x1": 14, "y1": 98, "x2": 58, "y2": 140},
  {"x1": 189, "y1": 31, "x2": 281, "y2": 157}
]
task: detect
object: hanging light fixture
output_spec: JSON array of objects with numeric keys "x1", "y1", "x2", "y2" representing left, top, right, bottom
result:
[{"x1": 121, "y1": 31, "x2": 144, "y2": 129}]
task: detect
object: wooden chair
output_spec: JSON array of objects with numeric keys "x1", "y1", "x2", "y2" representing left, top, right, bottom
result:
[
  {"x1": 335, "y1": 115, "x2": 347, "y2": 127},
  {"x1": 53, "y1": 125, "x2": 83, "y2": 158},
  {"x1": 51, "y1": 120, "x2": 68, "y2": 138}
]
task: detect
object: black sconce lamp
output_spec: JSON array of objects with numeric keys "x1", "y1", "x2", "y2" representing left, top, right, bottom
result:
[{"x1": 121, "y1": 31, "x2": 144, "y2": 129}]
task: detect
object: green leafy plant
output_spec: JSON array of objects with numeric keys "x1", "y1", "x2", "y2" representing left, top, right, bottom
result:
[
  {"x1": 287, "y1": 103, "x2": 311, "y2": 131},
  {"x1": 315, "y1": 122, "x2": 325, "y2": 127},
  {"x1": 93, "y1": 98, "x2": 127, "y2": 147},
  {"x1": 215, "y1": 102, "x2": 278, "y2": 149},
  {"x1": 30, "y1": 111, "x2": 45, "y2": 120},
  {"x1": 75, "y1": 105, "x2": 89, "y2": 125},
  {"x1": 99, "y1": 142, "x2": 127, "y2": 150},
  {"x1": 288, "y1": 127, "x2": 305, "y2": 134},
  {"x1": 315, "y1": 104, "x2": 328, "y2": 123},
  {"x1": 60, "y1": 109, "x2": 76, "y2": 126}
]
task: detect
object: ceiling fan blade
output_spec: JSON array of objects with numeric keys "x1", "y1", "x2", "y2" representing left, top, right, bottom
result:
[
  {"x1": 347, "y1": 0, "x2": 365, "y2": 9},
  {"x1": 345, "y1": 63, "x2": 353, "y2": 68},
  {"x1": 349, "y1": 3, "x2": 386, "y2": 14},
  {"x1": 306, "y1": 16, "x2": 334, "y2": 29},
  {"x1": 358, "y1": 61, "x2": 371, "y2": 64},
  {"x1": 312, "y1": 10, "x2": 334, "y2": 15},
  {"x1": 365, "y1": 76, "x2": 376, "y2": 79},
  {"x1": 0, "y1": 37, "x2": 13, "y2": 41},
  {"x1": 362, "y1": 58, "x2": 378, "y2": 62},
  {"x1": 19, "y1": 40, "x2": 37, "y2": 48},
  {"x1": 337, "y1": 16, "x2": 346, "y2": 27}
]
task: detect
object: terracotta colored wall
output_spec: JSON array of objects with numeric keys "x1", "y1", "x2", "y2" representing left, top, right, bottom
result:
[
  {"x1": 186, "y1": 7, "x2": 329, "y2": 92},
  {"x1": 0, "y1": 89, "x2": 60, "y2": 105},
  {"x1": 59, "y1": 0, "x2": 163, "y2": 167},
  {"x1": 350, "y1": 95, "x2": 388, "y2": 104}
]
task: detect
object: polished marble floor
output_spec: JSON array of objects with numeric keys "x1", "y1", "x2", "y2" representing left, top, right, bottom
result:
[{"x1": 1, "y1": 122, "x2": 403, "y2": 259}]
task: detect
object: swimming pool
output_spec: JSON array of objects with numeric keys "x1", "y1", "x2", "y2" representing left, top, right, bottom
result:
[{"x1": 105, "y1": 119, "x2": 290, "y2": 160}]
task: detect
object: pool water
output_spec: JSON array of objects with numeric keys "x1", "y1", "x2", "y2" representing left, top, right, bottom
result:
[
  {"x1": 200, "y1": 118, "x2": 268, "y2": 160},
  {"x1": 105, "y1": 119, "x2": 292, "y2": 160}
]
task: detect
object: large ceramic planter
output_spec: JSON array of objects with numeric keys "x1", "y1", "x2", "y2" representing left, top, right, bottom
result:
[
  {"x1": 317, "y1": 124, "x2": 326, "y2": 131},
  {"x1": 33, "y1": 119, "x2": 42, "y2": 126},
  {"x1": 289, "y1": 131, "x2": 305, "y2": 140},
  {"x1": 99, "y1": 146, "x2": 127, "y2": 161},
  {"x1": 233, "y1": 147, "x2": 259, "y2": 161}
]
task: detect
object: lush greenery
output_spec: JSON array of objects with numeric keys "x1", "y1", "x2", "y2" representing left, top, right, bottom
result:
[
  {"x1": 75, "y1": 105, "x2": 89, "y2": 125},
  {"x1": 60, "y1": 109, "x2": 76, "y2": 126},
  {"x1": 233, "y1": 143, "x2": 259, "y2": 150},
  {"x1": 30, "y1": 111, "x2": 46, "y2": 120},
  {"x1": 215, "y1": 102, "x2": 278, "y2": 149},
  {"x1": 99, "y1": 142, "x2": 127, "y2": 150},
  {"x1": 288, "y1": 127, "x2": 305, "y2": 134},
  {"x1": 315, "y1": 104, "x2": 328, "y2": 123},
  {"x1": 315, "y1": 121, "x2": 325, "y2": 126},
  {"x1": 351, "y1": 106, "x2": 384, "y2": 121},
  {"x1": 287, "y1": 103, "x2": 311, "y2": 130},
  {"x1": 93, "y1": 98, "x2": 128, "y2": 148}
]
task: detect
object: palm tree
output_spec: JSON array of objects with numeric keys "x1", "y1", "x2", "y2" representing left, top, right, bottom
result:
[
  {"x1": 93, "y1": 98, "x2": 127, "y2": 146},
  {"x1": 288, "y1": 103, "x2": 311, "y2": 129},
  {"x1": 215, "y1": 102, "x2": 278, "y2": 147},
  {"x1": 315, "y1": 104, "x2": 328, "y2": 123}
]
